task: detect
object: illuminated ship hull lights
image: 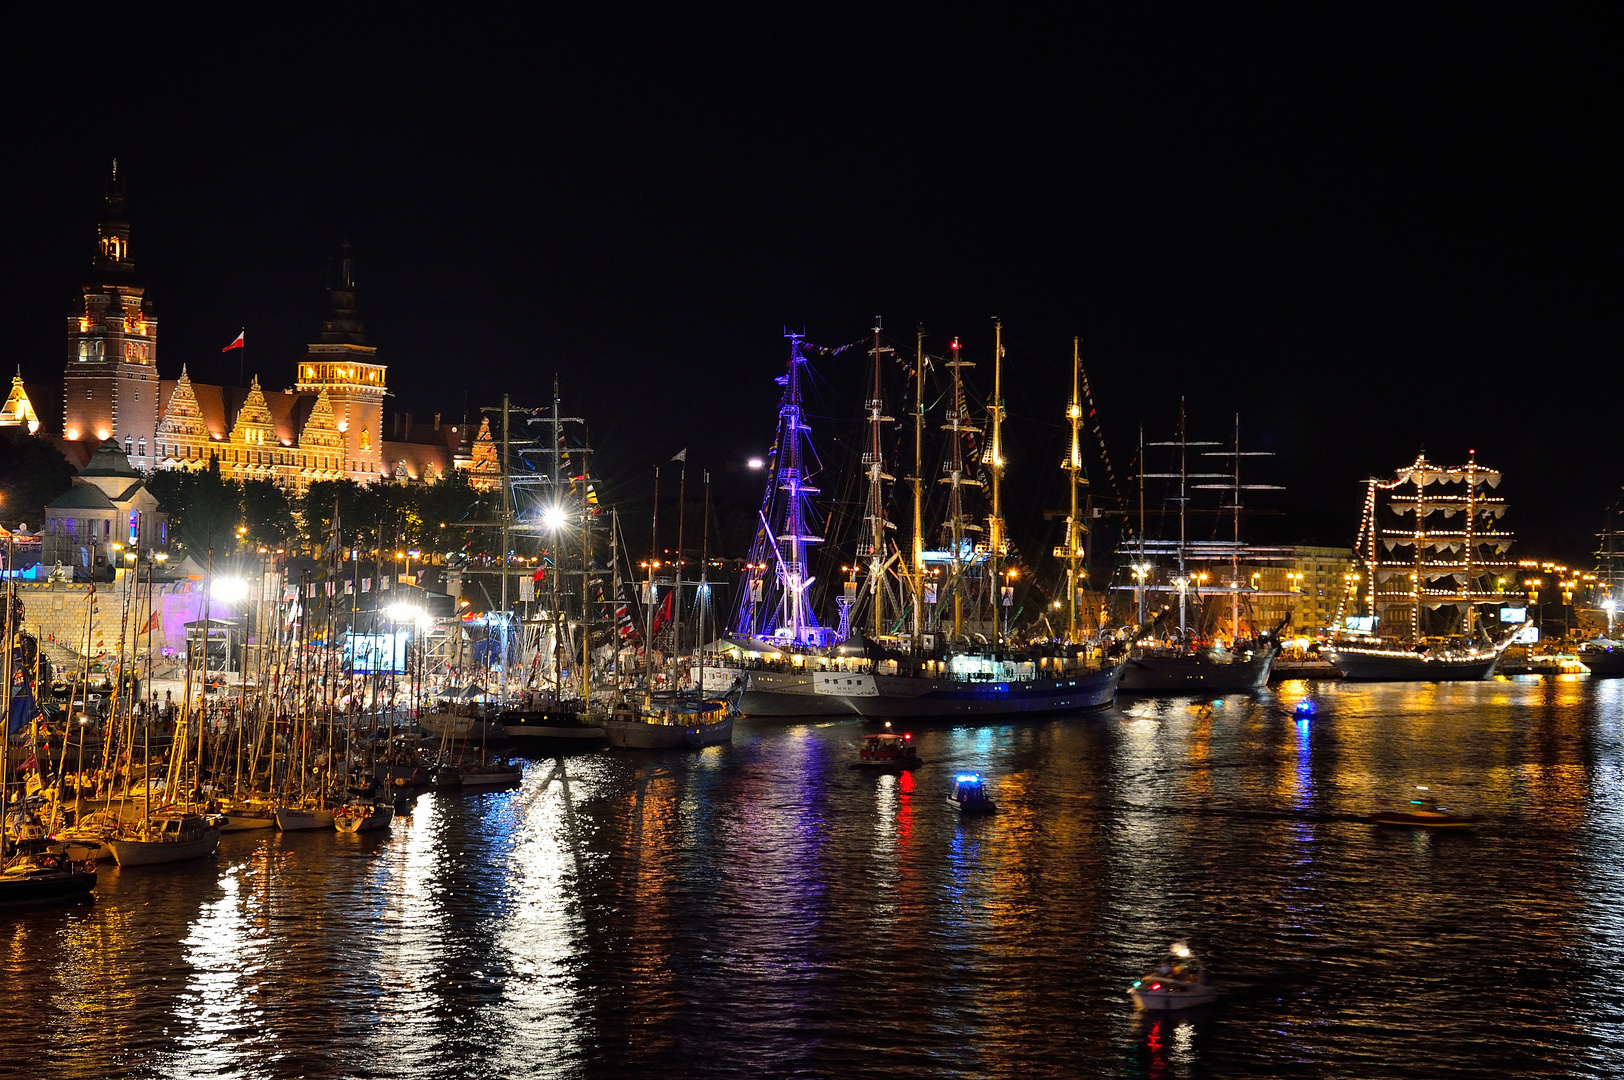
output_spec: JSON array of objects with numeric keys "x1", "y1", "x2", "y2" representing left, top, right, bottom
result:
[
  {"x1": 812, "y1": 664, "x2": 1123, "y2": 720},
  {"x1": 1325, "y1": 647, "x2": 1499, "y2": 682},
  {"x1": 1118, "y1": 649, "x2": 1275, "y2": 693}
]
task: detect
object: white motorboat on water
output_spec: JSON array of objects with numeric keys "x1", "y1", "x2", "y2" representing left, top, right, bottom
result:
[{"x1": 1129, "y1": 942, "x2": 1218, "y2": 1010}]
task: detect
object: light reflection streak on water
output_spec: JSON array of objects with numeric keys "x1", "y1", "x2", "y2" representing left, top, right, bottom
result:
[
  {"x1": 362, "y1": 789, "x2": 451, "y2": 1069},
  {"x1": 165, "y1": 867, "x2": 263, "y2": 1080},
  {"x1": 488, "y1": 759, "x2": 587, "y2": 1073},
  {"x1": 1580, "y1": 677, "x2": 1624, "y2": 1069}
]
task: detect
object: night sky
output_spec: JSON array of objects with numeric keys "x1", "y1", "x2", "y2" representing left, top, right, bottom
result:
[{"x1": 2, "y1": 10, "x2": 1616, "y2": 563}]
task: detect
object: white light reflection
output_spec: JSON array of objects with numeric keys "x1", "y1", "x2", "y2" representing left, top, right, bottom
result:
[
  {"x1": 362, "y1": 791, "x2": 455, "y2": 1066},
  {"x1": 166, "y1": 865, "x2": 269, "y2": 1079},
  {"x1": 488, "y1": 759, "x2": 588, "y2": 1068}
]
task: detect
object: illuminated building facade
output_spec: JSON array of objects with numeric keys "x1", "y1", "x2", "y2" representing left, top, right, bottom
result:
[
  {"x1": 63, "y1": 162, "x2": 160, "y2": 470},
  {"x1": 20, "y1": 169, "x2": 478, "y2": 496}
]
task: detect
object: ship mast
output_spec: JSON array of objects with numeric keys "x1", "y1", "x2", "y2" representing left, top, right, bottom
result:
[
  {"x1": 987, "y1": 320, "x2": 1005, "y2": 646},
  {"x1": 941, "y1": 336, "x2": 981, "y2": 643},
  {"x1": 730, "y1": 332, "x2": 829, "y2": 646},
  {"x1": 862, "y1": 321, "x2": 894, "y2": 639},
  {"x1": 1144, "y1": 405, "x2": 1222, "y2": 642},
  {"x1": 1062, "y1": 337, "x2": 1086, "y2": 642},
  {"x1": 910, "y1": 328, "x2": 927, "y2": 650}
]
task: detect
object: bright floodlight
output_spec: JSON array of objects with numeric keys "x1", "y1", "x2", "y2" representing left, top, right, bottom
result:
[
  {"x1": 386, "y1": 602, "x2": 420, "y2": 622},
  {"x1": 210, "y1": 577, "x2": 249, "y2": 603},
  {"x1": 747, "y1": 458, "x2": 765, "y2": 470},
  {"x1": 542, "y1": 504, "x2": 569, "y2": 530}
]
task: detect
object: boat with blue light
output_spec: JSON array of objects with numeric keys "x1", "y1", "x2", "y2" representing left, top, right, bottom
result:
[
  {"x1": 946, "y1": 773, "x2": 996, "y2": 813},
  {"x1": 1129, "y1": 942, "x2": 1218, "y2": 1010}
]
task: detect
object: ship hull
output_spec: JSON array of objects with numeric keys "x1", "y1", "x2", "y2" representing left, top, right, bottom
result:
[
  {"x1": 813, "y1": 664, "x2": 1123, "y2": 720},
  {"x1": 1326, "y1": 648, "x2": 1499, "y2": 681},
  {"x1": 604, "y1": 718, "x2": 734, "y2": 749},
  {"x1": 736, "y1": 671, "x2": 857, "y2": 718},
  {"x1": 108, "y1": 829, "x2": 221, "y2": 867},
  {"x1": 1579, "y1": 647, "x2": 1624, "y2": 677},
  {"x1": 275, "y1": 806, "x2": 336, "y2": 831},
  {"x1": 0, "y1": 869, "x2": 97, "y2": 907},
  {"x1": 1119, "y1": 651, "x2": 1275, "y2": 693},
  {"x1": 501, "y1": 710, "x2": 607, "y2": 748}
]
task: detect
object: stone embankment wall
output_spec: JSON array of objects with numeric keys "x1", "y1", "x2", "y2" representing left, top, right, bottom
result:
[{"x1": 17, "y1": 579, "x2": 212, "y2": 660}]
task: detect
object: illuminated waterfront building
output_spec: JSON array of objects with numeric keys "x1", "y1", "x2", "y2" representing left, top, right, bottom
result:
[{"x1": 6, "y1": 169, "x2": 483, "y2": 496}]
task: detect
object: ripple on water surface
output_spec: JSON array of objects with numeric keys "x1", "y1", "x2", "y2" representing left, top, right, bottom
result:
[{"x1": 2, "y1": 678, "x2": 1622, "y2": 1078}]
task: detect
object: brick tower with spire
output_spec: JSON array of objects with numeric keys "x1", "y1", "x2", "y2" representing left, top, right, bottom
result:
[{"x1": 63, "y1": 160, "x2": 160, "y2": 469}]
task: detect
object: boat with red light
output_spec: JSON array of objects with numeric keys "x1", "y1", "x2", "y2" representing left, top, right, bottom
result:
[{"x1": 851, "y1": 725, "x2": 921, "y2": 769}]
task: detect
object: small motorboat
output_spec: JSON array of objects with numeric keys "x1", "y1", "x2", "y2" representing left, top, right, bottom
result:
[
  {"x1": 851, "y1": 727, "x2": 921, "y2": 770},
  {"x1": 947, "y1": 773, "x2": 997, "y2": 814},
  {"x1": 1129, "y1": 941, "x2": 1218, "y2": 1010},
  {"x1": 1367, "y1": 787, "x2": 1474, "y2": 829}
]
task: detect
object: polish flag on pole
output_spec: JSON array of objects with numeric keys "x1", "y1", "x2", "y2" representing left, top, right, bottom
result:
[{"x1": 221, "y1": 330, "x2": 245, "y2": 352}]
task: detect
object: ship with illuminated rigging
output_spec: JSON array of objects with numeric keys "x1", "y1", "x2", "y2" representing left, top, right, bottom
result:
[
  {"x1": 1115, "y1": 411, "x2": 1283, "y2": 693},
  {"x1": 813, "y1": 326, "x2": 1122, "y2": 720},
  {"x1": 1324, "y1": 452, "x2": 1517, "y2": 681},
  {"x1": 709, "y1": 331, "x2": 848, "y2": 718}
]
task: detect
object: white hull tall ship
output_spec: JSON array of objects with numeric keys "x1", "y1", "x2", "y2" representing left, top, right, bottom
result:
[
  {"x1": 1328, "y1": 452, "x2": 1517, "y2": 681},
  {"x1": 815, "y1": 661, "x2": 1121, "y2": 719}
]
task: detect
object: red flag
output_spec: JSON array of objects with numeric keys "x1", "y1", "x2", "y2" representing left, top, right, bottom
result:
[
  {"x1": 650, "y1": 591, "x2": 674, "y2": 637},
  {"x1": 221, "y1": 330, "x2": 245, "y2": 352}
]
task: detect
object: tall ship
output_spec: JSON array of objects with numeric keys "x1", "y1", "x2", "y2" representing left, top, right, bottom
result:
[
  {"x1": 1116, "y1": 412, "x2": 1283, "y2": 693},
  {"x1": 709, "y1": 332, "x2": 847, "y2": 718},
  {"x1": 1324, "y1": 452, "x2": 1517, "y2": 681},
  {"x1": 814, "y1": 325, "x2": 1122, "y2": 719},
  {"x1": 1578, "y1": 498, "x2": 1624, "y2": 677}
]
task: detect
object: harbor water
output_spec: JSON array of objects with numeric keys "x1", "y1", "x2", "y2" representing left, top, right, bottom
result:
[{"x1": 4, "y1": 677, "x2": 1623, "y2": 1078}]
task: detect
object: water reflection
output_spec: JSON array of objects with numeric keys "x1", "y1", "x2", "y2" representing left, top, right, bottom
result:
[
  {"x1": 3, "y1": 679, "x2": 1624, "y2": 1075},
  {"x1": 166, "y1": 866, "x2": 263, "y2": 1079}
]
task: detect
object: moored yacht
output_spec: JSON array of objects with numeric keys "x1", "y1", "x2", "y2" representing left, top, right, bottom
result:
[{"x1": 107, "y1": 812, "x2": 221, "y2": 867}]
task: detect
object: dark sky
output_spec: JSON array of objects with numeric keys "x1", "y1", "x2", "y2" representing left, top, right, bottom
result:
[{"x1": 2, "y1": 9, "x2": 1617, "y2": 563}]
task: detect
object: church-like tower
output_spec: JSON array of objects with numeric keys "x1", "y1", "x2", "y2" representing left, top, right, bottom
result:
[
  {"x1": 64, "y1": 161, "x2": 160, "y2": 469},
  {"x1": 294, "y1": 248, "x2": 384, "y2": 480}
]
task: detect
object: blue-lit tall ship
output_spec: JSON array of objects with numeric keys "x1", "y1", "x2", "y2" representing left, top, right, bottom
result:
[
  {"x1": 709, "y1": 332, "x2": 848, "y2": 717},
  {"x1": 1325, "y1": 452, "x2": 1516, "y2": 681}
]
